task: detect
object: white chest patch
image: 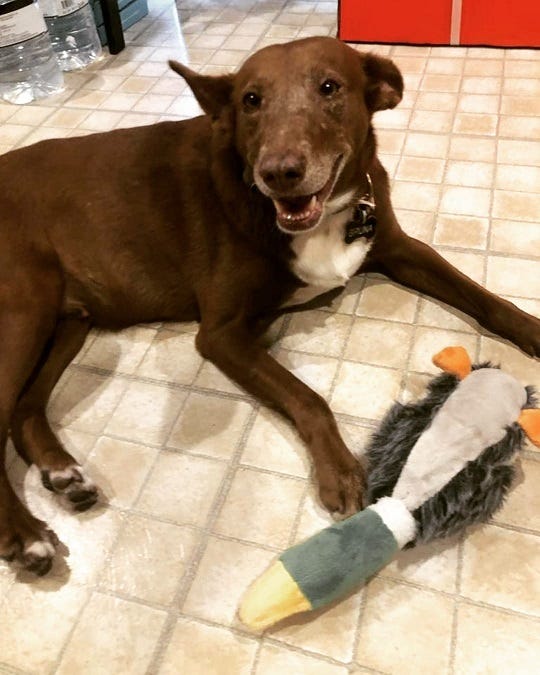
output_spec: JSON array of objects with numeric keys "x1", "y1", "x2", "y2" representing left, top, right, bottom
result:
[{"x1": 283, "y1": 199, "x2": 372, "y2": 308}]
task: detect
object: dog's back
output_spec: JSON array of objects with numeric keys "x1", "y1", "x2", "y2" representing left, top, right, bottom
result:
[{"x1": 0, "y1": 118, "x2": 219, "y2": 326}]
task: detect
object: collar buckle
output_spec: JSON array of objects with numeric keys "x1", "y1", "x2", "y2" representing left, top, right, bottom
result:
[{"x1": 344, "y1": 173, "x2": 377, "y2": 245}]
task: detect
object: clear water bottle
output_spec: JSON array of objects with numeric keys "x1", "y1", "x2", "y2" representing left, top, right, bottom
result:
[
  {"x1": 0, "y1": 0, "x2": 64, "y2": 104},
  {"x1": 40, "y1": 0, "x2": 102, "y2": 71}
]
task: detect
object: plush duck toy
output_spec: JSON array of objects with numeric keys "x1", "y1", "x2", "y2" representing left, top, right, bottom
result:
[{"x1": 239, "y1": 346, "x2": 540, "y2": 631}]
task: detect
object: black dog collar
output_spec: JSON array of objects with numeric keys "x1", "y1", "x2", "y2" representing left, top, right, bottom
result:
[{"x1": 344, "y1": 173, "x2": 377, "y2": 245}]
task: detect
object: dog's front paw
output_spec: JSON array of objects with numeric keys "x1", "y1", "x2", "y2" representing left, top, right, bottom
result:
[
  {"x1": 41, "y1": 465, "x2": 98, "y2": 512},
  {"x1": 509, "y1": 315, "x2": 540, "y2": 358},
  {"x1": 0, "y1": 513, "x2": 59, "y2": 576},
  {"x1": 489, "y1": 308, "x2": 540, "y2": 359},
  {"x1": 524, "y1": 318, "x2": 540, "y2": 359},
  {"x1": 317, "y1": 459, "x2": 366, "y2": 519}
]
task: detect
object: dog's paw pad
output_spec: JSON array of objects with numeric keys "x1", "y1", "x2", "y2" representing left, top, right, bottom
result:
[
  {"x1": 0, "y1": 509, "x2": 59, "y2": 576},
  {"x1": 22, "y1": 539, "x2": 57, "y2": 576},
  {"x1": 42, "y1": 465, "x2": 98, "y2": 512}
]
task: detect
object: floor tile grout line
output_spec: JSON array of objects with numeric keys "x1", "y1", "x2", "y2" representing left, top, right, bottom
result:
[
  {"x1": 323, "y1": 278, "x2": 366, "y2": 408},
  {"x1": 263, "y1": 633, "x2": 355, "y2": 670},
  {"x1": 455, "y1": 593, "x2": 540, "y2": 623},
  {"x1": 0, "y1": 665, "x2": 29, "y2": 675},
  {"x1": 164, "y1": 608, "x2": 356, "y2": 670},
  {"x1": 5, "y1": 93, "x2": 539, "y2": 120},
  {"x1": 65, "y1": 361, "x2": 258, "y2": 404},
  {"x1": 396, "y1": 284, "x2": 426, "y2": 402},
  {"x1": 251, "y1": 487, "x2": 315, "y2": 673},
  {"x1": 448, "y1": 531, "x2": 466, "y2": 675},
  {"x1": 358, "y1": 572, "x2": 540, "y2": 621},
  {"x1": 145, "y1": 400, "x2": 263, "y2": 674},
  {"x1": 57, "y1": 371, "x2": 132, "y2": 440},
  {"x1": 5, "y1": 103, "x2": 540, "y2": 138},
  {"x1": 483, "y1": 45, "x2": 505, "y2": 302},
  {"x1": 47, "y1": 583, "x2": 94, "y2": 675},
  {"x1": 487, "y1": 519, "x2": 540, "y2": 538},
  {"x1": 461, "y1": 57, "x2": 483, "y2": 367},
  {"x1": 391, "y1": 48, "x2": 428, "y2": 190},
  {"x1": 278, "y1": 333, "x2": 482, "y2": 370},
  {"x1": 348, "y1": 664, "x2": 388, "y2": 675},
  {"x1": 386, "y1": 51, "x2": 432, "y2": 406},
  {"x1": 429, "y1": 52, "x2": 465, "y2": 240},
  {"x1": 438, "y1": 48, "x2": 484, "y2": 364},
  {"x1": 100, "y1": 507, "x2": 293, "y2": 554},
  {"x1": 432, "y1": 245, "x2": 540, "y2": 263},
  {"x1": 350, "y1": 587, "x2": 369, "y2": 673}
]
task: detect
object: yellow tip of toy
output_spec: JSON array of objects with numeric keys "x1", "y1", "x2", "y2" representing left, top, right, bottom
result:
[{"x1": 239, "y1": 560, "x2": 312, "y2": 631}]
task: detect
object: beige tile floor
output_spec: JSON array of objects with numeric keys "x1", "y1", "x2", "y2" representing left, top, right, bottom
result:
[{"x1": 1, "y1": 0, "x2": 539, "y2": 673}]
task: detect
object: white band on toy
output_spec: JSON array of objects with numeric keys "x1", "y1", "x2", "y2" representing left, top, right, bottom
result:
[{"x1": 368, "y1": 497, "x2": 417, "y2": 549}]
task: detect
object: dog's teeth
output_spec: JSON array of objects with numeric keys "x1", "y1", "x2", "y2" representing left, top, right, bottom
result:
[
  {"x1": 286, "y1": 209, "x2": 312, "y2": 222},
  {"x1": 278, "y1": 196, "x2": 320, "y2": 223}
]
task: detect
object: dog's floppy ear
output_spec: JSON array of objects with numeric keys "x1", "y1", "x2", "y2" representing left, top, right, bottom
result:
[
  {"x1": 169, "y1": 61, "x2": 234, "y2": 118},
  {"x1": 362, "y1": 53, "x2": 404, "y2": 112}
]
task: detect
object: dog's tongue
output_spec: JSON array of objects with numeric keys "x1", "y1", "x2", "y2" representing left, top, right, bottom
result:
[{"x1": 273, "y1": 195, "x2": 322, "y2": 232}]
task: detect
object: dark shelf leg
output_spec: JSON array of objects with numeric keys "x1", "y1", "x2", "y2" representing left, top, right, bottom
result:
[{"x1": 100, "y1": 0, "x2": 125, "y2": 54}]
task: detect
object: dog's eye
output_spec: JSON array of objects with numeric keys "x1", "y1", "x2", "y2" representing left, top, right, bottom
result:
[
  {"x1": 243, "y1": 91, "x2": 262, "y2": 110},
  {"x1": 320, "y1": 79, "x2": 340, "y2": 96}
]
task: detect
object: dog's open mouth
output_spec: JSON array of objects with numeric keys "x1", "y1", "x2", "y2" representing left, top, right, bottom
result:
[
  {"x1": 272, "y1": 156, "x2": 343, "y2": 234},
  {"x1": 274, "y1": 194, "x2": 321, "y2": 232}
]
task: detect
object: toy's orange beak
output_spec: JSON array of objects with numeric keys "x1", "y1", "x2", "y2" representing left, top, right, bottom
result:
[
  {"x1": 432, "y1": 346, "x2": 472, "y2": 380},
  {"x1": 518, "y1": 409, "x2": 540, "y2": 447}
]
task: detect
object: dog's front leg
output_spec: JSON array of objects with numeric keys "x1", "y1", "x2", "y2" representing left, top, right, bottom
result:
[
  {"x1": 365, "y1": 160, "x2": 540, "y2": 357},
  {"x1": 196, "y1": 322, "x2": 365, "y2": 516},
  {"x1": 372, "y1": 231, "x2": 540, "y2": 357}
]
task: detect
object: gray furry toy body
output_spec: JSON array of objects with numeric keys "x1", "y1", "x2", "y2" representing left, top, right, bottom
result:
[{"x1": 366, "y1": 363, "x2": 536, "y2": 545}]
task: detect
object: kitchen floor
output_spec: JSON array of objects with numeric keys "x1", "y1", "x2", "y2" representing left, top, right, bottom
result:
[{"x1": 1, "y1": 0, "x2": 539, "y2": 673}]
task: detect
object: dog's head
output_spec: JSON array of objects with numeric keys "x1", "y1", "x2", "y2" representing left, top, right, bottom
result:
[{"x1": 170, "y1": 37, "x2": 403, "y2": 234}]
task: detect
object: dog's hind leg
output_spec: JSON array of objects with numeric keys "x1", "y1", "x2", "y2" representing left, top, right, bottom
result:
[
  {"x1": 11, "y1": 316, "x2": 98, "y2": 512},
  {"x1": 0, "y1": 276, "x2": 63, "y2": 574}
]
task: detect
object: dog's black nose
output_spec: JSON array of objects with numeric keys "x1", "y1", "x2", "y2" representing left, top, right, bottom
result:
[{"x1": 259, "y1": 152, "x2": 306, "y2": 192}]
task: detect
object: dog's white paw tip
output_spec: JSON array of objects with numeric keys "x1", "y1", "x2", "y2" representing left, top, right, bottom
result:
[
  {"x1": 24, "y1": 540, "x2": 56, "y2": 559},
  {"x1": 21, "y1": 537, "x2": 57, "y2": 576},
  {"x1": 42, "y1": 465, "x2": 98, "y2": 511}
]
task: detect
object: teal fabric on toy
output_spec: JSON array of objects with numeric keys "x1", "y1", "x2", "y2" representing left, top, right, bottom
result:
[{"x1": 280, "y1": 507, "x2": 398, "y2": 609}]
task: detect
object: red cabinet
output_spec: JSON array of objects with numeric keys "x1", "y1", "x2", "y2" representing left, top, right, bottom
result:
[
  {"x1": 460, "y1": 0, "x2": 539, "y2": 47},
  {"x1": 338, "y1": 0, "x2": 540, "y2": 48}
]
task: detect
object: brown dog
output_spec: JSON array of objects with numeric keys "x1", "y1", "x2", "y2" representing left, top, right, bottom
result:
[{"x1": 0, "y1": 37, "x2": 538, "y2": 575}]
